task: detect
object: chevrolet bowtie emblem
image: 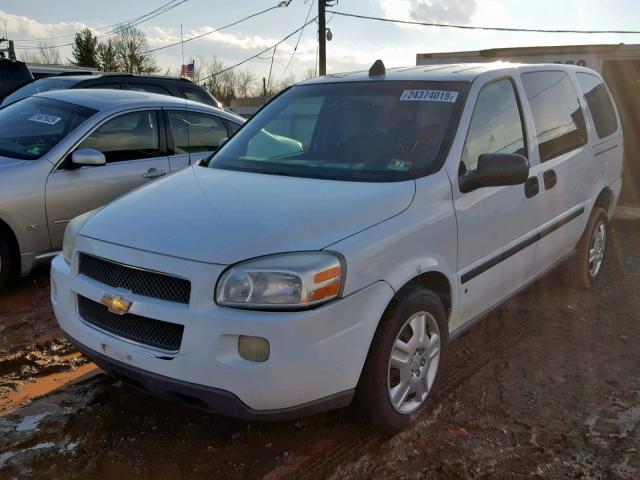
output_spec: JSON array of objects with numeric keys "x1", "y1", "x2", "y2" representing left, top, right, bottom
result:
[{"x1": 100, "y1": 294, "x2": 132, "y2": 315}]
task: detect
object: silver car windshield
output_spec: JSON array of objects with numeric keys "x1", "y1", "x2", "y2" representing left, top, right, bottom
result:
[
  {"x1": 0, "y1": 96, "x2": 96, "y2": 160},
  {"x1": 210, "y1": 81, "x2": 468, "y2": 182}
]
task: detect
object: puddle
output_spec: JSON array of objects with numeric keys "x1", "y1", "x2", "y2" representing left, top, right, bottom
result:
[
  {"x1": 1, "y1": 363, "x2": 98, "y2": 414},
  {"x1": 16, "y1": 413, "x2": 47, "y2": 432}
]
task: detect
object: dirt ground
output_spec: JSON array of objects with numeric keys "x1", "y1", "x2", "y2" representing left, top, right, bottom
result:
[{"x1": 0, "y1": 219, "x2": 639, "y2": 480}]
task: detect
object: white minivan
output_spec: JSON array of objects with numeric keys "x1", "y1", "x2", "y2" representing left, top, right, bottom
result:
[{"x1": 52, "y1": 62, "x2": 623, "y2": 431}]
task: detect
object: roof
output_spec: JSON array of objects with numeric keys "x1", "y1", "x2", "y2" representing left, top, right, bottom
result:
[
  {"x1": 36, "y1": 88, "x2": 210, "y2": 111},
  {"x1": 300, "y1": 62, "x2": 566, "y2": 84},
  {"x1": 35, "y1": 88, "x2": 245, "y2": 123}
]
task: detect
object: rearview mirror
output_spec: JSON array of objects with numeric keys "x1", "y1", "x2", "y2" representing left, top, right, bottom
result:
[
  {"x1": 71, "y1": 148, "x2": 106, "y2": 167},
  {"x1": 459, "y1": 153, "x2": 529, "y2": 193}
]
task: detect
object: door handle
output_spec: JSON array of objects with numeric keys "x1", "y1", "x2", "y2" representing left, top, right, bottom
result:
[
  {"x1": 524, "y1": 177, "x2": 539, "y2": 198},
  {"x1": 543, "y1": 170, "x2": 557, "y2": 190},
  {"x1": 143, "y1": 168, "x2": 166, "y2": 179}
]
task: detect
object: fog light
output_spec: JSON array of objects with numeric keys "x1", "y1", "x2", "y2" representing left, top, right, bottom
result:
[{"x1": 238, "y1": 336, "x2": 270, "y2": 362}]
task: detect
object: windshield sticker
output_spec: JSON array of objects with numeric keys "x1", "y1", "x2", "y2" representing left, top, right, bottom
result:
[
  {"x1": 28, "y1": 114, "x2": 62, "y2": 126},
  {"x1": 387, "y1": 159, "x2": 412, "y2": 171},
  {"x1": 399, "y1": 90, "x2": 458, "y2": 103}
]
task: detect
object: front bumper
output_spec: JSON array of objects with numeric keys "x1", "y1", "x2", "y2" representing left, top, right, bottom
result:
[{"x1": 51, "y1": 236, "x2": 395, "y2": 413}]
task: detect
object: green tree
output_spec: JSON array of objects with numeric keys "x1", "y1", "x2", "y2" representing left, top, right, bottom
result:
[
  {"x1": 71, "y1": 28, "x2": 99, "y2": 68},
  {"x1": 97, "y1": 39, "x2": 118, "y2": 72}
]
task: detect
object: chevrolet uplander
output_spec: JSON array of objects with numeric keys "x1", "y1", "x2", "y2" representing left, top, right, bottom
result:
[{"x1": 52, "y1": 62, "x2": 623, "y2": 431}]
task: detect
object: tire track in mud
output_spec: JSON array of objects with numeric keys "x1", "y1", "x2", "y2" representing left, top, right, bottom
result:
[{"x1": 281, "y1": 296, "x2": 542, "y2": 480}]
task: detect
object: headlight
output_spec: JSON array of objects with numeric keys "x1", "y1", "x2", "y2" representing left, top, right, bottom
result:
[
  {"x1": 215, "y1": 252, "x2": 344, "y2": 310},
  {"x1": 62, "y1": 210, "x2": 98, "y2": 264}
]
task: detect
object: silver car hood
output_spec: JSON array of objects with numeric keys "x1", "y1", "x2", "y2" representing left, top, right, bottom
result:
[
  {"x1": 81, "y1": 166, "x2": 416, "y2": 265},
  {"x1": 0, "y1": 156, "x2": 27, "y2": 168}
]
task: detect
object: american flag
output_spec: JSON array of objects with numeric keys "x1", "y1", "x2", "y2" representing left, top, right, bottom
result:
[{"x1": 180, "y1": 63, "x2": 194, "y2": 79}]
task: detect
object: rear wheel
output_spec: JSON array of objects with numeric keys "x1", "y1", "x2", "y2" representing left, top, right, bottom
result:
[
  {"x1": 567, "y1": 207, "x2": 608, "y2": 289},
  {"x1": 0, "y1": 236, "x2": 12, "y2": 291},
  {"x1": 356, "y1": 287, "x2": 448, "y2": 432}
]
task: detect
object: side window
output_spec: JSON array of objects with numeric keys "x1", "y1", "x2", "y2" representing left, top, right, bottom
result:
[
  {"x1": 460, "y1": 78, "x2": 526, "y2": 176},
  {"x1": 521, "y1": 71, "x2": 588, "y2": 162},
  {"x1": 177, "y1": 85, "x2": 215, "y2": 106},
  {"x1": 576, "y1": 73, "x2": 618, "y2": 139},
  {"x1": 87, "y1": 83, "x2": 121, "y2": 90},
  {"x1": 224, "y1": 119, "x2": 241, "y2": 137},
  {"x1": 127, "y1": 83, "x2": 171, "y2": 96},
  {"x1": 167, "y1": 110, "x2": 228, "y2": 154},
  {"x1": 78, "y1": 110, "x2": 161, "y2": 163}
]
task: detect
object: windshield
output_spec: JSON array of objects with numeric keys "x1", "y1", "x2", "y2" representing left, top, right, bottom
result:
[
  {"x1": 0, "y1": 96, "x2": 96, "y2": 160},
  {"x1": 1, "y1": 77, "x2": 80, "y2": 107},
  {"x1": 210, "y1": 81, "x2": 467, "y2": 181}
]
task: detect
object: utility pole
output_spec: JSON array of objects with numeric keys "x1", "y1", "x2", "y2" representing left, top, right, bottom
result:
[{"x1": 318, "y1": 1, "x2": 326, "y2": 76}]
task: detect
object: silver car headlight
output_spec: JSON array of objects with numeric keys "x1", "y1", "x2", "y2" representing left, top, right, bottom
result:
[
  {"x1": 62, "y1": 210, "x2": 98, "y2": 264},
  {"x1": 215, "y1": 252, "x2": 344, "y2": 310}
]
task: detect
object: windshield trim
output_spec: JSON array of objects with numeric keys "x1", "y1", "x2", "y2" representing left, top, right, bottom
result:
[{"x1": 210, "y1": 80, "x2": 470, "y2": 183}]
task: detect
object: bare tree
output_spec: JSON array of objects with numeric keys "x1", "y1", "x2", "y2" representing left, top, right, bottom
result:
[
  {"x1": 21, "y1": 41, "x2": 62, "y2": 65},
  {"x1": 303, "y1": 67, "x2": 317, "y2": 80},
  {"x1": 236, "y1": 70, "x2": 257, "y2": 98},
  {"x1": 111, "y1": 26, "x2": 158, "y2": 74}
]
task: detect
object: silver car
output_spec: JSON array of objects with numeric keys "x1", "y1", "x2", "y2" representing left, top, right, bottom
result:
[{"x1": 0, "y1": 89, "x2": 244, "y2": 289}]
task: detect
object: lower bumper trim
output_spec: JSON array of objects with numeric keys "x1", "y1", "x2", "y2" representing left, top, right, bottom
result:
[{"x1": 67, "y1": 336, "x2": 355, "y2": 421}]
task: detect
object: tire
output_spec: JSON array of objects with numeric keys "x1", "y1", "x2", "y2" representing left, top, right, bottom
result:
[
  {"x1": 567, "y1": 206, "x2": 608, "y2": 289},
  {"x1": 355, "y1": 287, "x2": 449, "y2": 432},
  {"x1": 0, "y1": 236, "x2": 12, "y2": 292}
]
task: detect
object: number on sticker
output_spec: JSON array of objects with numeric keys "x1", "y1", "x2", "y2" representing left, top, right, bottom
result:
[{"x1": 399, "y1": 90, "x2": 459, "y2": 103}]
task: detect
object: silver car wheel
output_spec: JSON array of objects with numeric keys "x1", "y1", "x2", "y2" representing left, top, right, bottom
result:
[
  {"x1": 387, "y1": 311, "x2": 441, "y2": 414},
  {"x1": 588, "y1": 221, "x2": 606, "y2": 278}
]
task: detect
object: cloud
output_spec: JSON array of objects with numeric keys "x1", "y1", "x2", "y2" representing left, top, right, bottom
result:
[
  {"x1": 0, "y1": 9, "x2": 88, "y2": 42},
  {"x1": 380, "y1": 0, "x2": 478, "y2": 24},
  {"x1": 410, "y1": 0, "x2": 478, "y2": 24}
]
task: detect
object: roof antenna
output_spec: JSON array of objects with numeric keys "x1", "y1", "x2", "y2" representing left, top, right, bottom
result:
[{"x1": 369, "y1": 59, "x2": 386, "y2": 77}]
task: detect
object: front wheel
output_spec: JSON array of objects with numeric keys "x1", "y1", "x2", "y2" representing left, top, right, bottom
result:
[
  {"x1": 567, "y1": 206, "x2": 608, "y2": 289},
  {"x1": 355, "y1": 287, "x2": 448, "y2": 432}
]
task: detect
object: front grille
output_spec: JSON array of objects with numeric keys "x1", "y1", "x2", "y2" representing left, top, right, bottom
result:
[
  {"x1": 78, "y1": 253, "x2": 191, "y2": 304},
  {"x1": 77, "y1": 295, "x2": 184, "y2": 352}
]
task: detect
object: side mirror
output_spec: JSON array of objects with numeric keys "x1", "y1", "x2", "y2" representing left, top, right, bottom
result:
[
  {"x1": 217, "y1": 137, "x2": 228, "y2": 148},
  {"x1": 459, "y1": 153, "x2": 529, "y2": 193},
  {"x1": 71, "y1": 148, "x2": 106, "y2": 167}
]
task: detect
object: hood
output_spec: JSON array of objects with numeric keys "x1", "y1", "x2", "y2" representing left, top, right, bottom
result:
[
  {"x1": 81, "y1": 167, "x2": 415, "y2": 264},
  {"x1": 0, "y1": 156, "x2": 27, "y2": 169}
]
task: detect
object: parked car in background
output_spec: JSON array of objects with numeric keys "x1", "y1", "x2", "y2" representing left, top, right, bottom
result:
[
  {"x1": 0, "y1": 89, "x2": 244, "y2": 289},
  {"x1": 0, "y1": 59, "x2": 33, "y2": 103},
  {"x1": 1, "y1": 74, "x2": 223, "y2": 109},
  {"x1": 52, "y1": 62, "x2": 622, "y2": 431}
]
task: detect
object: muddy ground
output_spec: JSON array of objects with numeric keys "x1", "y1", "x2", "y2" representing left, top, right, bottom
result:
[{"x1": 0, "y1": 219, "x2": 639, "y2": 480}]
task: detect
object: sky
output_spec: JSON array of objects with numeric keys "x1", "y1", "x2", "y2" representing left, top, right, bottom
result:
[{"x1": 2, "y1": 0, "x2": 640, "y2": 82}]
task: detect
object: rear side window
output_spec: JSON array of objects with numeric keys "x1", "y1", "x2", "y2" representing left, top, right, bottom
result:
[
  {"x1": 460, "y1": 78, "x2": 527, "y2": 176},
  {"x1": 521, "y1": 71, "x2": 588, "y2": 162},
  {"x1": 576, "y1": 73, "x2": 618, "y2": 139},
  {"x1": 167, "y1": 110, "x2": 228, "y2": 154},
  {"x1": 127, "y1": 83, "x2": 172, "y2": 96},
  {"x1": 176, "y1": 85, "x2": 215, "y2": 106}
]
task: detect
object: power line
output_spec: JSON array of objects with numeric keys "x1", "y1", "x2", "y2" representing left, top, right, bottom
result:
[
  {"x1": 327, "y1": 10, "x2": 640, "y2": 35},
  {"x1": 13, "y1": 0, "x2": 189, "y2": 50},
  {"x1": 200, "y1": 15, "x2": 318, "y2": 82},
  {"x1": 277, "y1": 0, "x2": 315, "y2": 82},
  {"x1": 12, "y1": 0, "x2": 182, "y2": 42},
  {"x1": 142, "y1": 2, "x2": 292, "y2": 54}
]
